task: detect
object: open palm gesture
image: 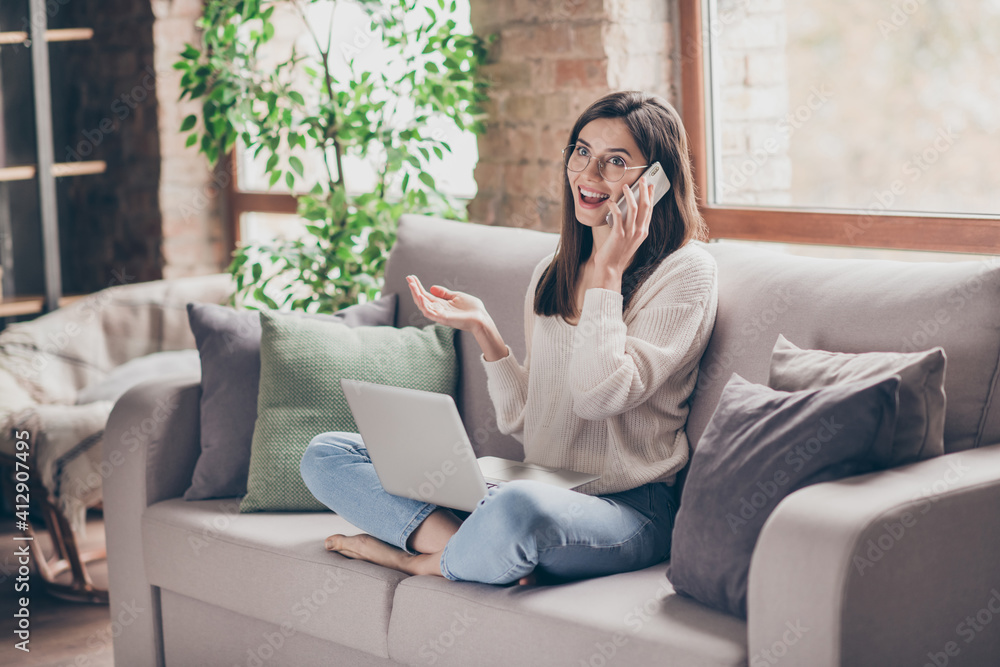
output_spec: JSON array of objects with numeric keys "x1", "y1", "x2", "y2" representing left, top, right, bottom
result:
[{"x1": 406, "y1": 275, "x2": 487, "y2": 333}]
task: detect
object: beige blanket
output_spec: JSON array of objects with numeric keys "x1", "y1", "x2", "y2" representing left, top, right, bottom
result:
[{"x1": 0, "y1": 273, "x2": 233, "y2": 535}]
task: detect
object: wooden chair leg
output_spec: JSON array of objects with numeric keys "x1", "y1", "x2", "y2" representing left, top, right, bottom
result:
[{"x1": 1, "y1": 452, "x2": 108, "y2": 604}]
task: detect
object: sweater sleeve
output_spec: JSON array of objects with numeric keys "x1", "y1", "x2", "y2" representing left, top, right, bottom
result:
[
  {"x1": 479, "y1": 253, "x2": 553, "y2": 442},
  {"x1": 568, "y1": 250, "x2": 717, "y2": 422}
]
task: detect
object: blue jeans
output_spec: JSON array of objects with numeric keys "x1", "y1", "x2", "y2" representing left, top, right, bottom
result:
[{"x1": 299, "y1": 431, "x2": 679, "y2": 585}]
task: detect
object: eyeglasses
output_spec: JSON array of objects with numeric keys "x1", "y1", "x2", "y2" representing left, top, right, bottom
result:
[{"x1": 562, "y1": 144, "x2": 648, "y2": 183}]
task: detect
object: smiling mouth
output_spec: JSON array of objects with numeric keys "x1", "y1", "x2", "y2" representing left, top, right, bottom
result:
[{"x1": 578, "y1": 186, "x2": 610, "y2": 208}]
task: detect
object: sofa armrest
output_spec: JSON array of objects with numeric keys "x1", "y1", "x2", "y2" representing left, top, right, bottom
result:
[
  {"x1": 747, "y1": 443, "x2": 1000, "y2": 667},
  {"x1": 103, "y1": 374, "x2": 202, "y2": 667}
]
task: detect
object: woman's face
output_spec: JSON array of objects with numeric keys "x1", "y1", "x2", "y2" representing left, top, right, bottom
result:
[{"x1": 567, "y1": 117, "x2": 648, "y2": 229}]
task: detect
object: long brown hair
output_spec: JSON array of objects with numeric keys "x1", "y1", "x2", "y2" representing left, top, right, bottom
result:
[{"x1": 534, "y1": 91, "x2": 707, "y2": 320}]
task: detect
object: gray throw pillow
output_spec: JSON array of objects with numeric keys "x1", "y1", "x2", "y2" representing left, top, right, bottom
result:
[
  {"x1": 667, "y1": 372, "x2": 899, "y2": 619},
  {"x1": 767, "y1": 334, "x2": 946, "y2": 464},
  {"x1": 184, "y1": 295, "x2": 397, "y2": 500}
]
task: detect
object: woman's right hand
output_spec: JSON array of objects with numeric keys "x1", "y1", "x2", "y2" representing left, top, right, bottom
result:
[{"x1": 406, "y1": 275, "x2": 490, "y2": 333}]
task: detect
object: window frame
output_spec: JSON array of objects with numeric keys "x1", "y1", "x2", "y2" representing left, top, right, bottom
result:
[
  {"x1": 224, "y1": 151, "x2": 298, "y2": 247},
  {"x1": 677, "y1": 0, "x2": 1000, "y2": 254}
]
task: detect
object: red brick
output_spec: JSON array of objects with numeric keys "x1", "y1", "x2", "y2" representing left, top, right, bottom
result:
[
  {"x1": 500, "y1": 195, "x2": 541, "y2": 228},
  {"x1": 470, "y1": 0, "x2": 503, "y2": 34},
  {"x1": 538, "y1": 197, "x2": 564, "y2": 232},
  {"x1": 157, "y1": 0, "x2": 205, "y2": 19},
  {"x1": 160, "y1": 157, "x2": 213, "y2": 186},
  {"x1": 528, "y1": 59, "x2": 556, "y2": 91},
  {"x1": 537, "y1": 161, "x2": 569, "y2": 201},
  {"x1": 570, "y1": 23, "x2": 607, "y2": 59},
  {"x1": 161, "y1": 212, "x2": 205, "y2": 240},
  {"x1": 514, "y1": 0, "x2": 549, "y2": 24},
  {"x1": 540, "y1": 124, "x2": 573, "y2": 159},
  {"x1": 500, "y1": 26, "x2": 536, "y2": 60},
  {"x1": 477, "y1": 125, "x2": 507, "y2": 162},
  {"x1": 535, "y1": 23, "x2": 571, "y2": 55},
  {"x1": 555, "y1": 58, "x2": 608, "y2": 89},
  {"x1": 481, "y1": 61, "x2": 532, "y2": 88},
  {"x1": 504, "y1": 94, "x2": 542, "y2": 122},
  {"x1": 504, "y1": 164, "x2": 527, "y2": 196},
  {"x1": 467, "y1": 194, "x2": 500, "y2": 226},
  {"x1": 506, "y1": 125, "x2": 542, "y2": 162},
  {"x1": 538, "y1": 92, "x2": 573, "y2": 120},
  {"x1": 473, "y1": 161, "x2": 506, "y2": 194},
  {"x1": 552, "y1": 0, "x2": 606, "y2": 21}
]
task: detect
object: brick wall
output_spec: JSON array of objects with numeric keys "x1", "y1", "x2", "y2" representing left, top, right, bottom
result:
[
  {"x1": 58, "y1": 0, "x2": 227, "y2": 293},
  {"x1": 60, "y1": 0, "x2": 164, "y2": 292},
  {"x1": 468, "y1": 0, "x2": 676, "y2": 232},
  {"x1": 151, "y1": 0, "x2": 230, "y2": 279}
]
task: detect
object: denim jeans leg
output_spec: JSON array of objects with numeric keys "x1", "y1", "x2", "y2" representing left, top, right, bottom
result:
[
  {"x1": 439, "y1": 479, "x2": 677, "y2": 585},
  {"x1": 299, "y1": 431, "x2": 437, "y2": 555}
]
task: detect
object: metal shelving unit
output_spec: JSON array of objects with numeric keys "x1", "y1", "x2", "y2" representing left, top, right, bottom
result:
[{"x1": 0, "y1": 0, "x2": 105, "y2": 319}]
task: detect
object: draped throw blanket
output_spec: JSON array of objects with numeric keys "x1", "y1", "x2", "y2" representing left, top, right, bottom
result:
[{"x1": 0, "y1": 273, "x2": 233, "y2": 535}]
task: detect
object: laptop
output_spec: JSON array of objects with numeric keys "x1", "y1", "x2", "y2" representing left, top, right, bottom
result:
[{"x1": 340, "y1": 378, "x2": 601, "y2": 512}]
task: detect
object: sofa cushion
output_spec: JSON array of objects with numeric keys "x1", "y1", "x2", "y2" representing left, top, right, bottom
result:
[
  {"x1": 667, "y1": 373, "x2": 899, "y2": 618},
  {"x1": 184, "y1": 296, "x2": 397, "y2": 501},
  {"x1": 386, "y1": 563, "x2": 747, "y2": 667},
  {"x1": 689, "y1": 243, "x2": 1000, "y2": 454},
  {"x1": 142, "y1": 498, "x2": 408, "y2": 659},
  {"x1": 768, "y1": 333, "x2": 946, "y2": 464}
]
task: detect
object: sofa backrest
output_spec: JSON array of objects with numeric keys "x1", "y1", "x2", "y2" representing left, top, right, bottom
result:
[
  {"x1": 385, "y1": 215, "x2": 1000, "y2": 460},
  {"x1": 384, "y1": 215, "x2": 559, "y2": 460},
  {"x1": 688, "y1": 243, "x2": 1000, "y2": 455}
]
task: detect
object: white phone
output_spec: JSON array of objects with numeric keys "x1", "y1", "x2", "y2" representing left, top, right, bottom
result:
[{"x1": 605, "y1": 161, "x2": 671, "y2": 227}]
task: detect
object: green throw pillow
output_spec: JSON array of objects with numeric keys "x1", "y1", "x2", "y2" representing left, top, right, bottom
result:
[{"x1": 239, "y1": 310, "x2": 458, "y2": 512}]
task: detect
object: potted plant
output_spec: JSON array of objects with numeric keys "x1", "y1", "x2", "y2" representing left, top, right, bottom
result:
[{"x1": 174, "y1": 0, "x2": 493, "y2": 312}]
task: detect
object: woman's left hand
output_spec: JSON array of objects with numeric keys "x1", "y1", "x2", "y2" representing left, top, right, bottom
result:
[{"x1": 596, "y1": 176, "x2": 656, "y2": 276}]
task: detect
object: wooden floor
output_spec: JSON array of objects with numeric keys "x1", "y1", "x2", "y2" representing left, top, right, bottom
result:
[{"x1": 0, "y1": 512, "x2": 114, "y2": 667}]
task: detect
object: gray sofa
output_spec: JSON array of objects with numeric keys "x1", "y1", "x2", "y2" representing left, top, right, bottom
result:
[{"x1": 103, "y1": 215, "x2": 1000, "y2": 666}]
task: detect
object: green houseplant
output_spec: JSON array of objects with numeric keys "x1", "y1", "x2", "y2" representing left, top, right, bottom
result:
[{"x1": 174, "y1": 0, "x2": 492, "y2": 312}]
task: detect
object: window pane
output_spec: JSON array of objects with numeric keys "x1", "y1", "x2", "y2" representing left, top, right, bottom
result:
[
  {"x1": 240, "y1": 212, "x2": 309, "y2": 245},
  {"x1": 707, "y1": 0, "x2": 1000, "y2": 216},
  {"x1": 236, "y1": 0, "x2": 478, "y2": 200}
]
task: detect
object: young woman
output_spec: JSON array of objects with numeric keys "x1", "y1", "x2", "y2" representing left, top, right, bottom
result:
[{"x1": 300, "y1": 90, "x2": 718, "y2": 586}]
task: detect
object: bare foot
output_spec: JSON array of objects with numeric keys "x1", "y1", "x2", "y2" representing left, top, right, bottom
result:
[
  {"x1": 324, "y1": 534, "x2": 443, "y2": 577},
  {"x1": 517, "y1": 573, "x2": 537, "y2": 586}
]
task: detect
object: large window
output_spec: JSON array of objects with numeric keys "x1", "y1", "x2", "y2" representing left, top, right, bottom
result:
[
  {"x1": 227, "y1": 0, "x2": 478, "y2": 247},
  {"x1": 680, "y1": 0, "x2": 1000, "y2": 253}
]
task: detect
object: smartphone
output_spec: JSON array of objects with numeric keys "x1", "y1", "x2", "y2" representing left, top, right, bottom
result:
[{"x1": 605, "y1": 162, "x2": 671, "y2": 227}]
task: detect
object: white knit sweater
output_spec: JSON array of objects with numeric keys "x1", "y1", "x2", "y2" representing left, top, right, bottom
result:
[{"x1": 480, "y1": 240, "x2": 719, "y2": 495}]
